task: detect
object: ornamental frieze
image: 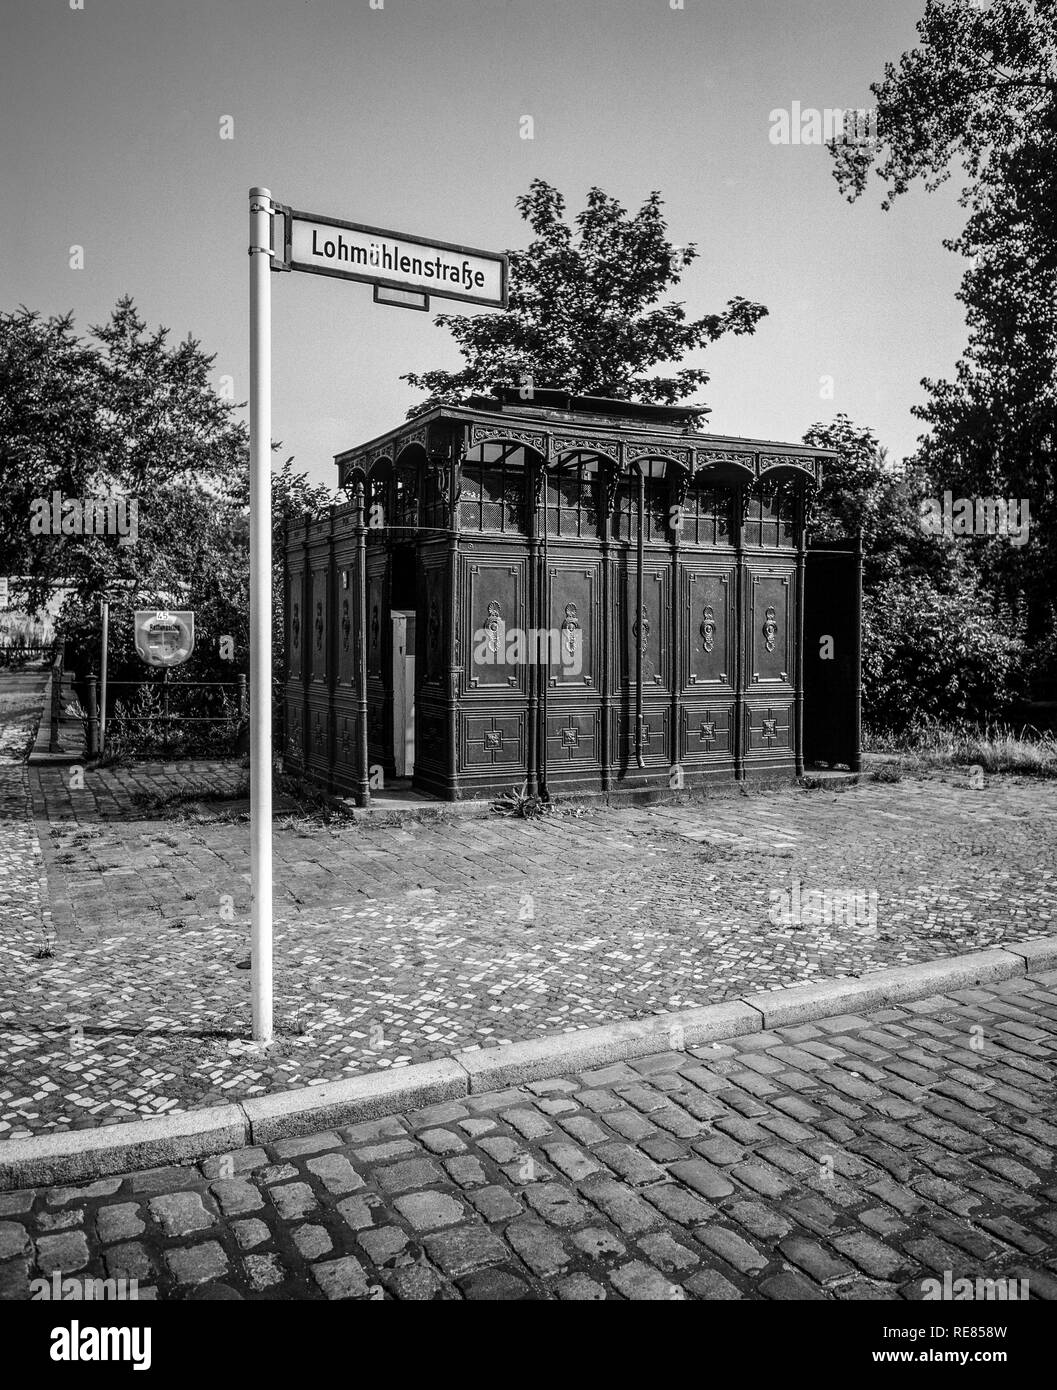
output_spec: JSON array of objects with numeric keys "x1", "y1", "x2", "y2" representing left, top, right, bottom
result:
[
  {"x1": 759, "y1": 453, "x2": 819, "y2": 478},
  {"x1": 550, "y1": 434, "x2": 619, "y2": 461},
  {"x1": 469, "y1": 424, "x2": 548, "y2": 454},
  {"x1": 397, "y1": 427, "x2": 428, "y2": 455},
  {"x1": 695, "y1": 449, "x2": 756, "y2": 473},
  {"x1": 624, "y1": 442, "x2": 692, "y2": 467}
]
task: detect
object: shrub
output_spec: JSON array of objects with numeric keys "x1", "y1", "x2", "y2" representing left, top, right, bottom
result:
[
  {"x1": 105, "y1": 681, "x2": 241, "y2": 760},
  {"x1": 863, "y1": 572, "x2": 1026, "y2": 731}
]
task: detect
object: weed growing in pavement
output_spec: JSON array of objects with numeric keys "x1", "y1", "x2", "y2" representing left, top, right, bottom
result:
[
  {"x1": 492, "y1": 783, "x2": 547, "y2": 819},
  {"x1": 870, "y1": 764, "x2": 903, "y2": 783}
]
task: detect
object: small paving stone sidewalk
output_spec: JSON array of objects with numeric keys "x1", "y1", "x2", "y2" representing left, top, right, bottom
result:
[
  {"x1": 1, "y1": 977, "x2": 1055, "y2": 1300},
  {"x1": 2, "y1": 666, "x2": 1057, "y2": 1140}
]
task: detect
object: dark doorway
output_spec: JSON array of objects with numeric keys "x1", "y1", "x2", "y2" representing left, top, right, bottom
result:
[{"x1": 803, "y1": 540, "x2": 862, "y2": 771}]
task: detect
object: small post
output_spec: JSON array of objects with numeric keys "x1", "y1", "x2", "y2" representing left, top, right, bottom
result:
[
  {"x1": 87, "y1": 676, "x2": 99, "y2": 757},
  {"x1": 49, "y1": 638, "x2": 64, "y2": 753},
  {"x1": 249, "y1": 185, "x2": 274, "y2": 1042},
  {"x1": 99, "y1": 599, "x2": 110, "y2": 753},
  {"x1": 238, "y1": 672, "x2": 248, "y2": 719}
]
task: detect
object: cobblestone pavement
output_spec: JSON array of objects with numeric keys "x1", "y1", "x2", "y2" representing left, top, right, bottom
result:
[
  {"x1": 1, "y1": 660, "x2": 1056, "y2": 1138},
  {"x1": 2, "y1": 978, "x2": 1056, "y2": 1301},
  {"x1": 0, "y1": 672, "x2": 57, "y2": 991}
]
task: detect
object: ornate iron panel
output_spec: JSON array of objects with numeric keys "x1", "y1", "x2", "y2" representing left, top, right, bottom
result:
[
  {"x1": 613, "y1": 562, "x2": 670, "y2": 693},
  {"x1": 330, "y1": 700, "x2": 361, "y2": 793},
  {"x1": 365, "y1": 552, "x2": 391, "y2": 773},
  {"x1": 284, "y1": 694, "x2": 305, "y2": 772},
  {"x1": 286, "y1": 567, "x2": 306, "y2": 682},
  {"x1": 683, "y1": 567, "x2": 736, "y2": 690},
  {"x1": 613, "y1": 703, "x2": 671, "y2": 770},
  {"x1": 366, "y1": 570, "x2": 385, "y2": 679},
  {"x1": 545, "y1": 707, "x2": 601, "y2": 768},
  {"x1": 463, "y1": 553, "x2": 528, "y2": 695},
  {"x1": 419, "y1": 553, "x2": 447, "y2": 692},
  {"x1": 335, "y1": 567, "x2": 356, "y2": 688},
  {"x1": 306, "y1": 693, "x2": 332, "y2": 783},
  {"x1": 462, "y1": 711, "x2": 526, "y2": 769},
  {"x1": 744, "y1": 701, "x2": 795, "y2": 757},
  {"x1": 310, "y1": 558, "x2": 329, "y2": 684},
  {"x1": 545, "y1": 559, "x2": 599, "y2": 690},
  {"x1": 747, "y1": 568, "x2": 794, "y2": 687},
  {"x1": 680, "y1": 701, "x2": 736, "y2": 764}
]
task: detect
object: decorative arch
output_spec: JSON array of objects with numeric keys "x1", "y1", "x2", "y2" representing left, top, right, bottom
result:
[{"x1": 694, "y1": 448, "x2": 757, "y2": 485}]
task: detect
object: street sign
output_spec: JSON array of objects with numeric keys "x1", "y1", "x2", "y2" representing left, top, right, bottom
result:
[
  {"x1": 274, "y1": 206, "x2": 508, "y2": 308},
  {"x1": 134, "y1": 610, "x2": 195, "y2": 667},
  {"x1": 247, "y1": 187, "x2": 508, "y2": 1042}
]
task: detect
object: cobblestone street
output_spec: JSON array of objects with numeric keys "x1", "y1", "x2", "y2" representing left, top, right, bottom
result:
[
  {"x1": 1, "y1": 672, "x2": 1056, "y2": 1140},
  {"x1": 2, "y1": 978, "x2": 1056, "y2": 1301}
]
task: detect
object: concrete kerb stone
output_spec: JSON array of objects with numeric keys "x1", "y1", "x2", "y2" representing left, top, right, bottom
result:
[
  {"x1": 0, "y1": 939, "x2": 1051, "y2": 1189},
  {"x1": 453, "y1": 1001, "x2": 761, "y2": 1093},
  {"x1": 242, "y1": 1058, "x2": 469, "y2": 1144},
  {"x1": 1002, "y1": 937, "x2": 1057, "y2": 975},
  {"x1": 0, "y1": 1104, "x2": 246, "y2": 1192},
  {"x1": 742, "y1": 947, "x2": 1024, "y2": 1028}
]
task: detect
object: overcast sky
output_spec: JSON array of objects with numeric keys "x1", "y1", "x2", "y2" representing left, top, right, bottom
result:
[{"x1": 3, "y1": 0, "x2": 969, "y2": 489}]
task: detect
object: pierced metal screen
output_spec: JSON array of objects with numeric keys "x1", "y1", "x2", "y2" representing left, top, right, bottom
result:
[
  {"x1": 612, "y1": 479, "x2": 669, "y2": 542},
  {"x1": 392, "y1": 467, "x2": 419, "y2": 534},
  {"x1": 546, "y1": 465, "x2": 599, "y2": 538},
  {"x1": 681, "y1": 484, "x2": 734, "y2": 546},
  {"x1": 460, "y1": 462, "x2": 527, "y2": 534},
  {"x1": 744, "y1": 478, "x2": 796, "y2": 548},
  {"x1": 367, "y1": 476, "x2": 389, "y2": 542}
]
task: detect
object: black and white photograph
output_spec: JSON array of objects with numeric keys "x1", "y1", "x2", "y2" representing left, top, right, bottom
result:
[{"x1": 1, "y1": 0, "x2": 1054, "y2": 1363}]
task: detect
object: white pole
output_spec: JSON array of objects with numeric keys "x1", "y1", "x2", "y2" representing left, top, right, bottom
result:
[
  {"x1": 99, "y1": 599, "x2": 109, "y2": 752},
  {"x1": 249, "y1": 186, "x2": 273, "y2": 1042}
]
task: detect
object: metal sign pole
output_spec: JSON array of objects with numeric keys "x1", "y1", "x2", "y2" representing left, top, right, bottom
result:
[
  {"x1": 99, "y1": 598, "x2": 109, "y2": 753},
  {"x1": 249, "y1": 187, "x2": 273, "y2": 1043}
]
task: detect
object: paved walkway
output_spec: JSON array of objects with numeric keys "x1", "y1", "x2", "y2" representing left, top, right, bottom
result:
[
  {"x1": 2, "y1": 978, "x2": 1055, "y2": 1300},
  {"x1": 1, "y1": 667, "x2": 1056, "y2": 1140},
  {"x1": 0, "y1": 671, "x2": 56, "y2": 975}
]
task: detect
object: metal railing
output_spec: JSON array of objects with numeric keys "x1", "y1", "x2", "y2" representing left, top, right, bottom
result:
[{"x1": 86, "y1": 675, "x2": 248, "y2": 757}]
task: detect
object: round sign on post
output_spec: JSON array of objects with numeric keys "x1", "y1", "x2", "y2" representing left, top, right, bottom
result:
[{"x1": 134, "y1": 610, "x2": 195, "y2": 667}]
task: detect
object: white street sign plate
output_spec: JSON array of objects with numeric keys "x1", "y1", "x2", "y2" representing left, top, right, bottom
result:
[{"x1": 278, "y1": 208, "x2": 507, "y2": 308}]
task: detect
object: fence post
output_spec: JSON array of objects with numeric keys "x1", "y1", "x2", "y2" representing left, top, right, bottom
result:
[
  {"x1": 86, "y1": 675, "x2": 99, "y2": 757},
  {"x1": 238, "y1": 673, "x2": 248, "y2": 719},
  {"x1": 49, "y1": 638, "x2": 64, "y2": 753}
]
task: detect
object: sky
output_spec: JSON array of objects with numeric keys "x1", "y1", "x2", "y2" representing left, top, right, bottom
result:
[{"x1": 2, "y1": 0, "x2": 971, "y2": 490}]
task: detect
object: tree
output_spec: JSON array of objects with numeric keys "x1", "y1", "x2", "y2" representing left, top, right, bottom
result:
[
  {"x1": 0, "y1": 298, "x2": 248, "y2": 618},
  {"x1": 402, "y1": 179, "x2": 768, "y2": 418},
  {"x1": 802, "y1": 414, "x2": 946, "y2": 591},
  {"x1": 802, "y1": 412, "x2": 1027, "y2": 730},
  {"x1": 828, "y1": 0, "x2": 1057, "y2": 653},
  {"x1": 0, "y1": 298, "x2": 332, "y2": 694}
]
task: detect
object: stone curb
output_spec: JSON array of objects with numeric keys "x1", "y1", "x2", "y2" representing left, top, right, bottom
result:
[
  {"x1": 242, "y1": 1059, "x2": 468, "y2": 1144},
  {"x1": 452, "y1": 1001, "x2": 761, "y2": 1094},
  {"x1": 1, "y1": 938, "x2": 1053, "y2": 1190},
  {"x1": 0, "y1": 1105, "x2": 245, "y2": 1190}
]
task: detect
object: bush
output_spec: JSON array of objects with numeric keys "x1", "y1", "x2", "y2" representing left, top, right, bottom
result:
[
  {"x1": 105, "y1": 681, "x2": 241, "y2": 761},
  {"x1": 863, "y1": 572, "x2": 1026, "y2": 731}
]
